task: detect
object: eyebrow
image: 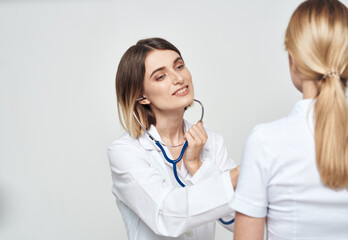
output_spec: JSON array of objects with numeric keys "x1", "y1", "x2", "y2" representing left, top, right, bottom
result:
[
  {"x1": 174, "y1": 57, "x2": 183, "y2": 64},
  {"x1": 150, "y1": 66, "x2": 165, "y2": 78},
  {"x1": 149, "y1": 57, "x2": 183, "y2": 78}
]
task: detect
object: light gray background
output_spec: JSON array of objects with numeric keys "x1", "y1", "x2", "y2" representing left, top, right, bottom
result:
[{"x1": 2, "y1": 0, "x2": 346, "y2": 239}]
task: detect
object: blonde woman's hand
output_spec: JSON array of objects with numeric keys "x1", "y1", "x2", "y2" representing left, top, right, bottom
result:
[
  {"x1": 230, "y1": 166, "x2": 240, "y2": 190},
  {"x1": 184, "y1": 121, "x2": 208, "y2": 175}
]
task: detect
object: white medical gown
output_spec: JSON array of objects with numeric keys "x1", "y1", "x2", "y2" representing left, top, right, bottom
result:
[{"x1": 108, "y1": 120, "x2": 236, "y2": 240}]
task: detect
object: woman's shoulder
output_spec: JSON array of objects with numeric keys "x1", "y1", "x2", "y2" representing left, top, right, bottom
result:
[
  {"x1": 107, "y1": 132, "x2": 150, "y2": 170},
  {"x1": 253, "y1": 116, "x2": 289, "y2": 131},
  {"x1": 248, "y1": 114, "x2": 305, "y2": 150},
  {"x1": 108, "y1": 132, "x2": 144, "y2": 152},
  {"x1": 202, "y1": 127, "x2": 226, "y2": 151},
  {"x1": 205, "y1": 127, "x2": 224, "y2": 143}
]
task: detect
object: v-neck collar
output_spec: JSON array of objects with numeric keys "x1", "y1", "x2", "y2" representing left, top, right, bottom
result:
[{"x1": 138, "y1": 120, "x2": 192, "y2": 152}]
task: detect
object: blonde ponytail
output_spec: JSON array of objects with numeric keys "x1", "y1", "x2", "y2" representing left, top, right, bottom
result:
[
  {"x1": 315, "y1": 73, "x2": 348, "y2": 189},
  {"x1": 285, "y1": 0, "x2": 348, "y2": 189}
]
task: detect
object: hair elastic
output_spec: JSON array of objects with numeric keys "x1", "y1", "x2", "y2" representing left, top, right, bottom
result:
[{"x1": 321, "y1": 70, "x2": 340, "y2": 80}]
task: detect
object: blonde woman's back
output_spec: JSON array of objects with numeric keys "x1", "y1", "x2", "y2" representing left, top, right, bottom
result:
[
  {"x1": 232, "y1": 1, "x2": 348, "y2": 239},
  {"x1": 232, "y1": 99, "x2": 348, "y2": 239}
]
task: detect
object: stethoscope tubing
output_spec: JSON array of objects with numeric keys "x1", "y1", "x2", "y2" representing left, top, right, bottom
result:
[
  {"x1": 155, "y1": 141, "x2": 188, "y2": 187},
  {"x1": 134, "y1": 98, "x2": 234, "y2": 225}
]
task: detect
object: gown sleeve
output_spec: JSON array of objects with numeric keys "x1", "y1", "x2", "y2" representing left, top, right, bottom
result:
[{"x1": 184, "y1": 131, "x2": 237, "y2": 231}]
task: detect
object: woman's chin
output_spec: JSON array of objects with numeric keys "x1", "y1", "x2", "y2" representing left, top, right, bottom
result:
[{"x1": 183, "y1": 95, "x2": 194, "y2": 107}]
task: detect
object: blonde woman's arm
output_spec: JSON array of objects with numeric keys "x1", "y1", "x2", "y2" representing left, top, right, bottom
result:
[{"x1": 233, "y1": 212, "x2": 265, "y2": 240}]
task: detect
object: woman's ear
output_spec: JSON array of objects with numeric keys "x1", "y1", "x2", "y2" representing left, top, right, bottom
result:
[
  {"x1": 138, "y1": 96, "x2": 151, "y2": 105},
  {"x1": 287, "y1": 51, "x2": 304, "y2": 93},
  {"x1": 288, "y1": 51, "x2": 296, "y2": 70}
]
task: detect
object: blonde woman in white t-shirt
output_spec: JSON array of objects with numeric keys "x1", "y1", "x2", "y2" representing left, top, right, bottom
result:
[{"x1": 231, "y1": 0, "x2": 348, "y2": 239}]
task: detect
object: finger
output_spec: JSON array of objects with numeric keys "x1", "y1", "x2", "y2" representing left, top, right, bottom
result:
[
  {"x1": 191, "y1": 125, "x2": 207, "y2": 142},
  {"x1": 188, "y1": 127, "x2": 203, "y2": 145},
  {"x1": 196, "y1": 121, "x2": 208, "y2": 139},
  {"x1": 192, "y1": 122, "x2": 208, "y2": 141},
  {"x1": 184, "y1": 131, "x2": 196, "y2": 146}
]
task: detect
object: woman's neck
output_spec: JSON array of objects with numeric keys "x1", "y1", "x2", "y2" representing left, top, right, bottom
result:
[
  {"x1": 154, "y1": 110, "x2": 185, "y2": 146},
  {"x1": 302, "y1": 79, "x2": 318, "y2": 99}
]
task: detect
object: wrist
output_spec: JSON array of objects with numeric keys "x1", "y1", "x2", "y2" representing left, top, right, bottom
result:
[{"x1": 186, "y1": 159, "x2": 202, "y2": 176}]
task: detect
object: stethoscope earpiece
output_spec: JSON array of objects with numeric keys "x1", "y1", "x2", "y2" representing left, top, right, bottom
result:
[{"x1": 136, "y1": 96, "x2": 147, "y2": 101}]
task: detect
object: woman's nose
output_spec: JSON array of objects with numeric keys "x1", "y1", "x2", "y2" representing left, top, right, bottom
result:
[{"x1": 172, "y1": 71, "x2": 184, "y2": 84}]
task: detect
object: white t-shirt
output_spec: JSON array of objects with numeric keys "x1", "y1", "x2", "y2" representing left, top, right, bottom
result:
[
  {"x1": 108, "y1": 120, "x2": 236, "y2": 240},
  {"x1": 230, "y1": 99, "x2": 348, "y2": 240}
]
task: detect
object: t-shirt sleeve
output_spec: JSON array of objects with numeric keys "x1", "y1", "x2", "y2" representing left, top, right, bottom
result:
[{"x1": 229, "y1": 126, "x2": 271, "y2": 218}]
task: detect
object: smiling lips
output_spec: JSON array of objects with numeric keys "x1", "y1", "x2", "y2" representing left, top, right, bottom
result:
[{"x1": 173, "y1": 86, "x2": 189, "y2": 96}]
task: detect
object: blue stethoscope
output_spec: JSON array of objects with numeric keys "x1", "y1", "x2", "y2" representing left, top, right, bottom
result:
[{"x1": 133, "y1": 98, "x2": 234, "y2": 225}]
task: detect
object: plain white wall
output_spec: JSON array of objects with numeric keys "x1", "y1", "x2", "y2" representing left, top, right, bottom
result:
[{"x1": 2, "y1": 0, "x2": 347, "y2": 239}]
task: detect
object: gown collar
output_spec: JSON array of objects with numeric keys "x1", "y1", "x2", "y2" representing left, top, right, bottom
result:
[{"x1": 138, "y1": 120, "x2": 192, "y2": 151}]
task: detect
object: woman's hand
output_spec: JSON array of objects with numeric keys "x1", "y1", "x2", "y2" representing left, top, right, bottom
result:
[
  {"x1": 230, "y1": 166, "x2": 240, "y2": 190},
  {"x1": 184, "y1": 121, "x2": 207, "y2": 175}
]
